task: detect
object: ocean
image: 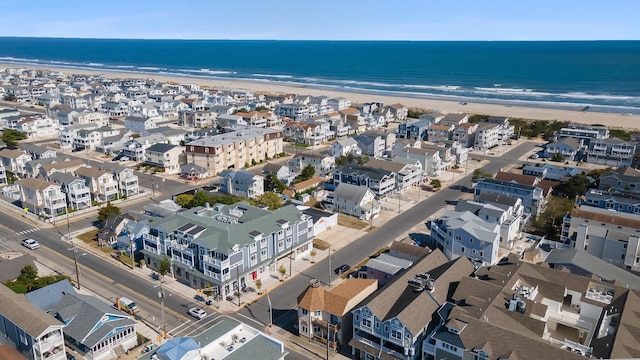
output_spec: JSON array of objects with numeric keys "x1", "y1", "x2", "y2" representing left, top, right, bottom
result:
[{"x1": 1, "y1": 37, "x2": 639, "y2": 112}]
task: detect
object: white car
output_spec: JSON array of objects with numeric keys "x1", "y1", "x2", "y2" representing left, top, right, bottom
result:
[
  {"x1": 188, "y1": 307, "x2": 206, "y2": 320},
  {"x1": 22, "y1": 238, "x2": 40, "y2": 250}
]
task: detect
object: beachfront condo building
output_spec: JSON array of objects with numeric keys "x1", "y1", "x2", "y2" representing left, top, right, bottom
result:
[{"x1": 185, "y1": 127, "x2": 283, "y2": 176}]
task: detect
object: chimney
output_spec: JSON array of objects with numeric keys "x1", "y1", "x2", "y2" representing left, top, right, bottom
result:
[{"x1": 116, "y1": 297, "x2": 122, "y2": 311}]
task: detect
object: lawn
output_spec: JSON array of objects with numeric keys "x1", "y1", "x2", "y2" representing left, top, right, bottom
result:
[
  {"x1": 337, "y1": 214, "x2": 368, "y2": 230},
  {"x1": 77, "y1": 228, "x2": 99, "y2": 244},
  {"x1": 313, "y1": 239, "x2": 331, "y2": 251}
]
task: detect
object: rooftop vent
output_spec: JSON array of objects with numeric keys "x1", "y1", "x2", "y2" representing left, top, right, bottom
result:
[{"x1": 507, "y1": 294, "x2": 526, "y2": 314}]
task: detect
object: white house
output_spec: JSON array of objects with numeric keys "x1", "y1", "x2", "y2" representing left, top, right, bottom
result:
[
  {"x1": 331, "y1": 183, "x2": 380, "y2": 220},
  {"x1": 331, "y1": 137, "x2": 362, "y2": 158}
]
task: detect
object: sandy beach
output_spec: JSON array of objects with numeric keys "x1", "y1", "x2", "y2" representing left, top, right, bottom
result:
[{"x1": 5, "y1": 63, "x2": 640, "y2": 131}]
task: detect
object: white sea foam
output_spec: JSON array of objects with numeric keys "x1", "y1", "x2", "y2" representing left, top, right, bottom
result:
[
  {"x1": 87, "y1": 63, "x2": 104, "y2": 67},
  {"x1": 252, "y1": 73, "x2": 293, "y2": 79},
  {"x1": 138, "y1": 66, "x2": 164, "y2": 71}
]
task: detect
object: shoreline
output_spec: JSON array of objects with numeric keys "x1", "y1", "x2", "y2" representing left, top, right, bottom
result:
[{"x1": 3, "y1": 62, "x2": 640, "y2": 131}]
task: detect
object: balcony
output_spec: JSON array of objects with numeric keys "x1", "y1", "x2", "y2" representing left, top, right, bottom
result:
[
  {"x1": 203, "y1": 254, "x2": 230, "y2": 268},
  {"x1": 422, "y1": 341, "x2": 436, "y2": 354}
]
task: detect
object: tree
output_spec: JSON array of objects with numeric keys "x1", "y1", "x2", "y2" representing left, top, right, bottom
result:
[
  {"x1": 529, "y1": 196, "x2": 575, "y2": 239},
  {"x1": 175, "y1": 194, "x2": 194, "y2": 208},
  {"x1": 17, "y1": 265, "x2": 38, "y2": 291},
  {"x1": 551, "y1": 152, "x2": 564, "y2": 162},
  {"x1": 264, "y1": 174, "x2": 286, "y2": 193},
  {"x1": 255, "y1": 279, "x2": 263, "y2": 294},
  {"x1": 294, "y1": 164, "x2": 316, "y2": 184},
  {"x1": 554, "y1": 173, "x2": 591, "y2": 199},
  {"x1": 189, "y1": 190, "x2": 209, "y2": 208},
  {"x1": 1, "y1": 129, "x2": 27, "y2": 147},
  {"x1": 255, "y1": 106, "x2": 270, "y2": 112},
  {"x1": 278, "y1": 264, "x2": 287, "y2": 281},
  {"x1": 430, "y1": 179, "x2": 442, "y2": 189},
  {"x1": 472, "y1": 169, "x2": 493, "y2": 183},
  {"x1": 253, "y1": 192, "x2": 282, "y2": 210},
  {"x1": 158, "y1": 256, "x2": 171, "y2": 282},
  {"x1": 97, "y1": 202, "x2": 121, "y2": 223},
  {"x1": 3, "y1": 94, "x2": 16, "y2": 102},
  {"x1": 309, "y1": 249, "x2": 317, "y2": 263}
]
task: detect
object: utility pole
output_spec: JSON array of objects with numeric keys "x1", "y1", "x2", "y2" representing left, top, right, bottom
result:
[
  {"x1": 66, "y1": 205, "x2": 71, "y2": 241},
  {"x1": 266, "y1": 291, "x2": 273, "y2": 327},
  {"x1": 73, "y1": 250, "x2": 80, "y2": 289},
  {"x1": 151, "y1": 173, "x2": 155, "y2": 197},
  {"x1": 289, "y1": 250, "x2": 293, "y2": 277},
  {"x1": 129, "y1": 233, "x2": 135, "y2": 270},
  {"x1": 158, "y1": 287, "x2": 166, "y2": 337},
  {"x1": 236, "y1": 269, "x2": 241, "y2": 307}
]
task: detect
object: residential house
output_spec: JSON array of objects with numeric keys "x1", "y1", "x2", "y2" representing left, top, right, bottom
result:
[
  {"x1": 262, "y1": 163, "x2": 295, "y2": 185},
  {"x1": 143, "y1": 199, "x2": 182, "y2": 219},
  {"x1": 139, "y1": 320, "x2": 287, "y2": 360},
  {"x1": 217, "y1": 114, "x2": 246, "y2": 127},
  {"x1": 301, "y1": 207, "x2": 338, "y2": 237},
  {"x1": 15, "y1": 115, "x2": 59, "y2": 138},
  {"x1": 522, "y1": 163, "x2": 582, "y2": 181},
  {"x1": 486, "y1": 116, "x2": 515, "y2": 143},
  {"x1": 544, "y1": 137, "x2": 582, "y2": 161},
  {"x1": 74, "y1": 166, "x2": 119, "y2": 202},
  {"x1": 97, "y1": 163, "x2": 140, "y2": 198},
  {"x1": 180, "y1": 163, "x2": 209, "y2": 181},
  {"x1": 38, "y1": 159, "x2": 85, "y2": 179},
  {"x1": 0, "y1": 284, "x2": 67, "y2": 360},
  {"x1": 146, "y1": 127, "x2": 187, "y2": 145},
  {"x1": 144, "y1": 143, "x2": 184, "y2": 174},
  {"x1": 331, "y1": 183, "x2": 380, "y2": 220},
  {"x1": 389, "y1": 138, "x2": 421, "y2": 157},
  {"x1": 100, "y1": 102, "x2": 130, "y2": 118},
  {"x1": 364, "y1": 158, "x2": 423, "y2": 192},
  {"x1": 561, "y1": 205, "x2": 640, "y2": 272},
  {"x1": 289, "y1": 153, "x2": 335, "y2": 177},
  {"x1": 401, "y1": 147, "x2": 442, "y2": 177},
  {"x1": 385, "y1": 103, "x2": 408, "y2": 121},
  {"x1": 352, "y1": 133, "x2": 387, "y2": 157},
  {"x1": 17, "y1": 177, "x2": 67, "y2": 217},
  {"x1": 0, "y1": 148, "x2": 32, "y2": 177},
  {"x1": 440, "y1": 113, "x2": 469, "y2": 126},
  {"x1": 556, "y1": 124, "x2": 609, "y2": 145},
  {"x1": 179, "y1": 109, "x2": 217, "y2": 128},
  {"x1": 124, "y1": 116, "x2": 157, "y2": 133},
  {"x1": 599, "y1": 166, "x2": 640, "y2": 192},
  {"x1": 275, "y1": 103, "x2": 310, "y2": 120},
  {"x1": 334, "y1": 164, "x2": 396, "y2": 198},
  {"x1": 474, "y1": 172, "x2": 554, "y2": 215},
  {"x1": 120, "y1": 133, "x2": 167, "y2": 162},
  {"x1": 474, "y1": 122, "x2": 502, "y2": 150},
  {"x1": 22, "y1": 144, "x2": 57, "y2": 159},
  {"x1": 48, "y1": 172, "x2": 92, "y2": 210},
  {"x1": 545, "y1": 248, "x2": 640, "y2": 291},
  {"x1": 330, "y1": 139, "x2": 361, "y2": 159},
  {"x1": 357, "y1": 253, "x2": 413, "y2": 286},
  {"x1": 185, "y1": 127, "x2": 283, "y2": 176},
  {"x1": 99, "y1": 214, "x2": 129, "y2": 247},
  {"x1": 48, "y1": 292, "x2": 137, "y2": 359},
  {"x1": 455, "y1": 199, "x2": 521, "y2": 249},
  {"x1": 586, "y1": 137, "x2": 636, "y2": 167},
  {"x1": 387, "y1": 240, "x2": 431, "y2": 262},
  {"x1": 58, "y1": 123, "x2": 97, "y2": 149},
  {"x1": 297, "y1": 278, "x2": 377, "y2": 350},
  {"x1": 582, "y1": 188, "x2": 640, "y2": 214},
  {"x1": 283, "y1": 121, "x2": 331, "y2": 145},
  {"x1": 449, "y1": 123, "x2": 476, "y2": 149},
  {"x1": 219, "y1": 170, "x2": 265, "y2": 199},
  {"x1": 475, "y1": 192, "x2": 526, "y2": 224},
  {"x1": 141, "y1": 202, "x2": 314, "y2": 297},
  {"x1": 427, "y1": 124, "x2": 454, "y2": 143},
  {"x1": 430, "y1": 210, "x2": 501, "y2": 265},
  {"x1": 328, "y1": 97, "x2": 351, "y2": 111},
  {"x1": 397, "y1": 120, "x2": 432, "y2": 141},
  {"x1": 0, "y1": 162, "x2": 6, "y2": 185},
  {"x1": 350, "y1": 250, "x2": 474, "y2": 360}
]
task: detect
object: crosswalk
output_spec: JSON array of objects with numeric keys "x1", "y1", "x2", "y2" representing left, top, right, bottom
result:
[{"x1": 16, "y1": 227, "x2": 40, "y2": 236}]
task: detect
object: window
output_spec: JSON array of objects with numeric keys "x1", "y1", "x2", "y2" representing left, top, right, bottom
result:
[
  {"x1": 472, "y1": 249, "x2": 476, "y2": 254},
  {"x1": 461, "y1": 246, "x2": 466, "y2": 253},
  {"x1": 313, "y1": 311, "x2": 321, "y2": 317},
  {"x1": 455, "y1": 235, "x2": 461, "y2": 241},
  {"x1": 390, "y1": 329, "x2": 403, "y2": 341},
  {"x1": 469, "y1": 238, "x2": 473, "y2": 243},
  {"x1": 261, "y1": 238, "x2": 267, "y2": 248},
  {"x1": 362, "y1": 317, "x2": 372, "y2": 328},
  {"x1": 480, "y1": 251, "x2": 484, "y2": 257},
  {"x1": 302, "y1": 309, "x2": 308, "y2": 315},
  {"x1": 261, "y1": 249, "x2": 267, "y2": 259},
  {"x1": 278, "y1": 241, "x2": 284, "y2": 251},
  {"x1": 301, "y1": 325, "x2": 308, "y2": 333}
]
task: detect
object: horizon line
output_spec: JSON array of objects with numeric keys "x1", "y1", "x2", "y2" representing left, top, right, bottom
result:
[{"x1": 0, "y1": 36, "x2": 637, "y2": 42}]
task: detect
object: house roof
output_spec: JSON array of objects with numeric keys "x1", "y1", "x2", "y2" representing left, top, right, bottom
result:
[
  {"x1": 291, "y1": 176, "x2": 324, "y2": 192},
  {"x1": 50, "y1": 293, "x2": 136, "y2": 349},
  {"x1": 146, "y1": 143, "x2": 180, "y2": 153},
  {"x1": 75, "y1": 166, "x2": 109, "y2": 179},
  {"x1": 388, "y1": 241, "x2": 431, "y2": 259},
  {"x1": 155, "y1": 337, "x2": 199, "y2": 360},
  {"x1": 181, "y1": 163, "x2": 207, "y2": 173},
  {"x1": 0, "y1": 283, "x2": 64, "y2": 338},
  {"x1": 333, "y1": 183, "x2": 371, "y2": 204},
  {"x1": 545, "y1": 248, "x2": 640, "y2": 291},
  {"x1": 298, "y1": 278, "x2": 377, "y2": 316},
  {"x1": 495, "y1": 171, "x2": 539, "y2": 186},
  {"x1": 25, "y1": 279, "x2": 77, "y2": 312},
  {"x1": 17, "y1": 177, "x2": 59, "y2": 191},
  {"x1": 0, "y1": 148, "x2": 30, "y2": 159}
]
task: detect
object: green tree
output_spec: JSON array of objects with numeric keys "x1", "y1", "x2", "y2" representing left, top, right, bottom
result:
[
  {"x1": 255, "y1": 279, "x2": 263, "y2": 294},
  {"x1": 294, "y1": 164, "x2": 316, "y2": 184},
  {"x1": 529, "y1": 196, "x2": 575, "y2": 239},
  {"x1": 309, "y1": 249, "x2": 317, "y2": 263},
  {"x1": 252, "y1": 192, "x2": 283, "y2": 210},
  {"x1": 264, "y1": 174, "x2": 286, "y2": 193},
  {"x1": 430, "y1": 179, "x2": 442, "y2": 189},
  {"x1": 472, "y1": 169, "x2": 493, "y2": 183},
  {"x1": 175, "y1": 194, "x2": 194, "y2": 208},
  {"x1": 17, "y1": 265, "x2": 38, "y2": 291},
  {"x1": 189, "y1": 190, "x2": 209, "y2": 208},
  {"x1": 97, "y1": 202, "x2": 121, "y2": 223},
  {"x1": 587, "y1": 167, "x2": 614, "y2": 187},
  {"x1": 3, "y1": 94, "x2": 16, "y2": 102},
  {"x1": 1, "y1": 129, "x2": 27, "y2": 147},
  {"x1": 554, "y1": 173, "x2": 591, "y2": 199},
  {"x1": 158, "y1": 256, "x2": 171, "y2": 282},
  {"x1": 278, "y1": 264, "x2": 287, "y2": 281},
  {"x1": 255, "y1": 106, "x2": 270, "y2": 112},
  {"x1": 551, "y1": 152, "x2": 564, "y2": 162}
]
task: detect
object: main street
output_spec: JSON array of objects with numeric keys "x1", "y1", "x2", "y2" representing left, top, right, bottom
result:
[{"x1": 1, "y1": 140, "x2": 537, "y2": 357}]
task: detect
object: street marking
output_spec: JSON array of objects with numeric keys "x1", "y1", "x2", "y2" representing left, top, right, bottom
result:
[{"x1": 16, "y1": 228, "x2": 40, "y2": 235}]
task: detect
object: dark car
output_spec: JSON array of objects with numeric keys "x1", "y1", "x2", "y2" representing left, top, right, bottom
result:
[{"x1": 334, "y1": 264, "x2": 350, "y2": 275}]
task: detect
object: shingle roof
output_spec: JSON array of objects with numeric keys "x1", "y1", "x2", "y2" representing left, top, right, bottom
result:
[
  {"x1": 333, "y1": 183, "x2": 371, "y2": 204},
  {"x1": 0, "y1": 284, "x2": 64, "y2": 338}
]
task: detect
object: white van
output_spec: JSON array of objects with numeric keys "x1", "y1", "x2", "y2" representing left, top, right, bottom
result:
[{"x1": 118, "y1": 297, "x2": 139, "y2": 314}]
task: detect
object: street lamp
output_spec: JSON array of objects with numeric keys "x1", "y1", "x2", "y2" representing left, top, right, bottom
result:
[
  {"x1": 151, "y1": 173, "x2": 156, "y2": 197},
  {"x1": 67, "y1": 247, "x2": 86, "y2": 290},
  {"x1": 154, "y1": 284, "x2": 170, "y2": 337},
  {"x1": 266, "y1": 291, "x2": 273, "y2": 327}
]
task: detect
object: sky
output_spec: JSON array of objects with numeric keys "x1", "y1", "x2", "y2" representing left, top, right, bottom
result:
[{"x1": 0, "y1": 0, "x2": 638, "y2": 41}]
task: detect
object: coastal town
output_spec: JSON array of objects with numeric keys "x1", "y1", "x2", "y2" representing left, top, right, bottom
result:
[{"x1": 1, "y1": 66, "x2": 640, "y2": 360}]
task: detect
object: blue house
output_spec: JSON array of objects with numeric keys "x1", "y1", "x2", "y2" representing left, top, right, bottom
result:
[{"x1": 397, "y1": 120, "x2": 432, "y2": 140}]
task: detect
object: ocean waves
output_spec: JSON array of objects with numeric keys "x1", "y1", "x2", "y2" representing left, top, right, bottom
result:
[{"x1": 1, "y1": 55, "x2": 640, "y2": 110}]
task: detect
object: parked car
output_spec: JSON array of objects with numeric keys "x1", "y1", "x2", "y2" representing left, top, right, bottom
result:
[
  {"x1": 188, "y1": 307, "x2": 206, "y2": 320},
  {"x1": 334, "y1": 264, "x2": 350, "y2": 275},
  {"x1": 120, "y1": 156, "x2": 130, "y2": 162},
  {"x1": 22, "y1": 238, "x2": 40, "y2": 250}
]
